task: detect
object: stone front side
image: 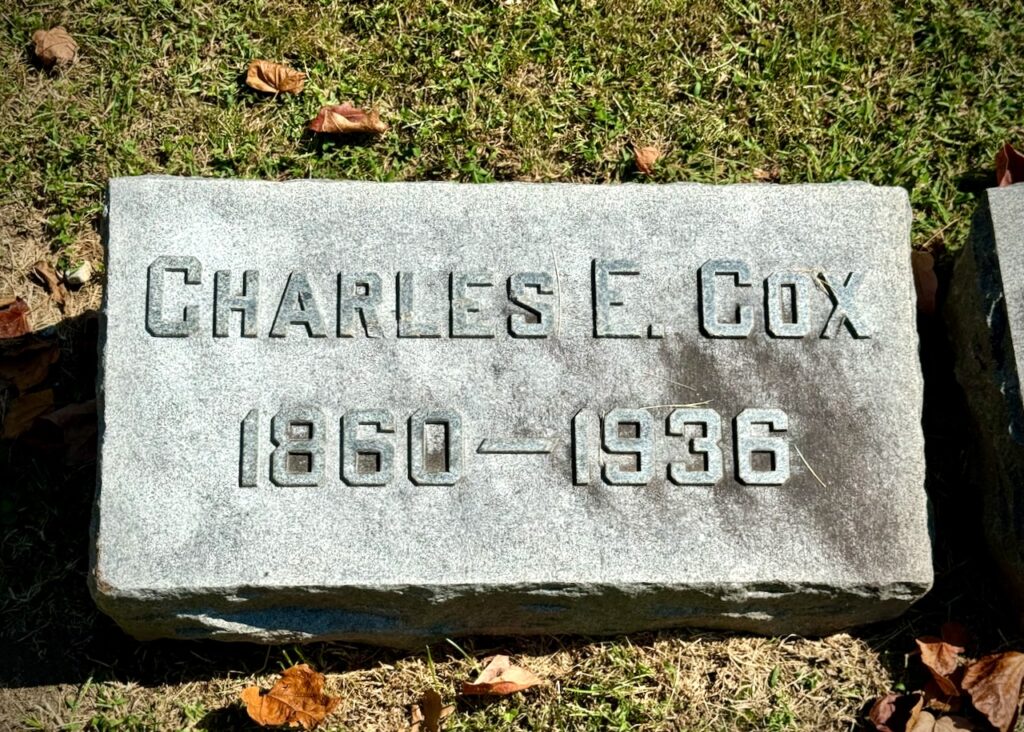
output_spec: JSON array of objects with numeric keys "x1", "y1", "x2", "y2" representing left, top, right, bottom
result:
[
  {"x1": 91, "y1": 177, "x2": 931, "y2": 645},
  {"x1": 948, "y1": 184, "x2": 1024, "y2": 610}
]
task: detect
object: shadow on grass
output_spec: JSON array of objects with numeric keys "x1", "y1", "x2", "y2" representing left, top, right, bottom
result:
[{"x1": 0, "y1": 237, "x2": 1019, "y2": 695}]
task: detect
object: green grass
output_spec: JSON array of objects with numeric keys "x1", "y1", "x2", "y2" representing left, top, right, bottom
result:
[
  {"x1": 3, "y1": 1, "x2": 1024, "y2": 729},
  {"x1": 2, "y1": 0, "x2": 1023, "y2": 270}
]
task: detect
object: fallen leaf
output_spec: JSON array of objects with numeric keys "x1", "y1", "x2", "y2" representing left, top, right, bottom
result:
[
  {"x1": 996, "y1": 143, "x2": 1024, "y2": 187},
  {"x1": 917, "y1": 636, "x2": 965, "y2": 697},
  {"x1": 941, "y1": 622, "x2": 971, "y2": 649},
  {"x1": 31, "y1": 27, "x2": 77, "y2": 68},
  {"x1": 961, "y1": 652, "x2": 1024, "y2": 732},
  {"x1": 410, "y1": 689, "x2": 454, "y2": 732},
  {"x1": 240, "y1": 664, "x2": 339, "y2": 730},
  {"x1": 754, "y1": 166, "x2": 781, "y2": 182},
  {"x1": 461, "y1": 655, "x2": 543, "y2": 696},
  {"x1": 0, "y1": 341, "x2": 58, "y2": 391},
  {"x1": 634, "y1": 145, "x2": 662, "y2": 175},
  {"x1": 869, "y1": 693, "x2": 925, "y2": 732},
  {"x1": 910, "y1": 711, "x2": 980, "y2": 731},
  {"x1": 911, "y1": 251, "x2": 938, "y2": 315},
  {"x1": 246, "y1": 60, "x2": 306, "y2": 94},
  {"x1": 0, "y1": 299, "x2": 31, "y2": 339},
  {"x1": 309, "y1": 103, "x2": 388, "y2": 135},
  {"x1": 30, "y1": 399, "x2": 97, "y2": 465},
  {"x1": 31, "y1": 260, "x2": 66, "y2": 309},
  {"x1": 2, "y1": 389, "x2": 54, "y2": 439}
]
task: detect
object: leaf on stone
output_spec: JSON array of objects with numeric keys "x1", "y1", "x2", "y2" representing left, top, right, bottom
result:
[
  {"x1": 634, "y1": 145, "x2": 662, "y2": 175},
  {"x1": 240, "y1": 664, "x2": 339, "y2": 730},
  {"x1": 31, "y1": 27, "x2": 78, "y2": 68},
  {"x1": 917, "y1": 636, "x2": 965, "y2": 697},
  {"x1": 2, "y1": 388, "x2": 54, "y2": 439},
  {"x1": 31, "y1": 260, "x2": 66, "y2": 309},
  {"x1": 912, "y1": 251, "x2": 938, "y2": 315},
  {"x1": 0, "y1": 298, "x2": 31, "y2": 339},
  {"x1": 868, "y1": 693, "x2": 924, "y2": 732},
  {"x1": 961, "y1": 652, "x2": 1024, "y2": 732},
  {"x1": 410, "y1": 689, "x2": 454, "y2": 732},
  {"x1": 309, "y1": 103, "x2": 388, "y2": 135},
  {"x1": 246, "y1": 60, "x2": 306, "y2": 94},
  {"x1": 461, "y1": 655, "x2": 543, "y2": 696},
  {"x1": 996, "y1": 143, "x2": 1024, "y2": 187}
]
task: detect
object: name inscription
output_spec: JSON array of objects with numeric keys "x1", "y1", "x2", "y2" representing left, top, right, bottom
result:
[{"x1": 145, "y1": 256, "x2": 871, "y2": 340}]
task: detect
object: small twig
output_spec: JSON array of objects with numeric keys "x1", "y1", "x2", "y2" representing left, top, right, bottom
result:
[
  {"x1": 793, "y1": 444, "x2": 826, "y2": 488},
  {"x1": 634, "y1": 400, "x2": 714, "y2": 410}
]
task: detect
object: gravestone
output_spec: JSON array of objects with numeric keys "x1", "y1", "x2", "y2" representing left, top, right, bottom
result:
[
  {"x1": 91, "y1": 176, "x2": 932, "y2": 645},
  {"x1": 947, "y1": 183, "x2": 1024, "y2": 611}
]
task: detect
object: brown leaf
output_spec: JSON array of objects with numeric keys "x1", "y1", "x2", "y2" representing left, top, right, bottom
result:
[
  {"x1": 0, "y1": 341, "x2": 58, "y2": 392},
  {"x1": 2, "y1": 389, "x2": 54, "y2": 439},
  {"x1": 996, "y1": 143, "x2": 1024, "y2": 187},
  {"x1": 246, "y1": 60, "x2": 306, "y2": 94},
  {"x1": 753, "y1": 166, "x2": 781, "y2": 182},
  {"x1": 912, "y1": 251, "x2": 938, "y2": 315},
  {"x1": 31, "y1": 27, "x2": 78, "y2": 68},
  {"x1": 309, "y1": 103, "x2": 388, "y2": 135},
  {"x1": 31, "y1": 260, "x2": 66, "y2": 309},
  {"x1": 461, "y1": 655, "x2": 543, "y2": 696},
  {"x1": 961, "y1": 652, "x2": 1024, "y2": 732},
  {"x1": 917, "y1": 636, "x2": 965, "y2": 697},
  {"x1": 634, "y1": 145, "x2": 662, "y2": 175},
  {"x1": 869, "y1": 693, "x2": 925, "y2": 732},
  {"x1": 923, "y1": 677, "x2": 962, "y2": 714},
  {"x1": 910, "y1": 711, "x2": 980, "y2": 731},
  {"x1": 240, "y1": 664, "x2": 339, "y2": 730},
  {"x1": 410, "y1": 689, "x2": 454, "y2": 732},
  {"x1": 0, "y1": 299, "x2": 31, "y2": 339},
  {"x1": 30, "y1": 399, "x2": 97, "y2": 465}
]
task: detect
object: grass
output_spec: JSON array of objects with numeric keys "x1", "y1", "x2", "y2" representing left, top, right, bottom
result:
[{"x1": 1, "y1": 0, "x2": 1024, "y2": 729}]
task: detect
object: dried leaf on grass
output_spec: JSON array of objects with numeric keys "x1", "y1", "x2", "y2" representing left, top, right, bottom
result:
[
  {"x1": 912, "y1": 251, "x2": 938, "y2": 316},
  {"x1": 0, "y1": 340, "x2": 58, "y2": 392},
  {"x1": 869, "y1": 692, "x2": 924, "y2": 732},
  {"x1": 634, "y1": 145, "x2": 662, "y2": 175},
  {"x1": 910, "y1": 711, "x2": 980, "y2": 731},
  {"x1": 246, "y1": 60, "x2": 306, "y2": 94},
  {"x1": 31, "y1": 260, "x2": 66, "y2": 309},
  {"x1": 0, "y1": 299, "x2": 31, "y2": 339},
  {"x1": 2, "y1": 388, "x2": 54, "y2": 439},
  {"x1": 241, "y1": 664, "x2": 339, "y2": 730},
  {"x1": 410, "y1": 689, "x2": 454, "y2": 732},
  {"x1": 962, "y1": 652, "x2": 1024, "y2": 732},
  {"x1": 309, "y1": 103, "x2": 388, "y2": 135},
  {"x1": 996, "y1": 143, "x2": 1024, "y2": 187},
  {"x1": 461, "y1": 655, "x2": 543, "y2": 696},
  {"x1": 917, "y1": 636, "x2": 965, "y2": 697},
  {"x1": 32, "y1": 27, "x2": 78, "y2": 68},
  {"x1": 30, "y1": 400, "x2": 97, "y2": 466}
]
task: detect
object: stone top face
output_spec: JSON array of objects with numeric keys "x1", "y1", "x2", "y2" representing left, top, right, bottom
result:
[
  {"x1": 93, "y1": 176, "x2": 931, "y2": 642},
  {"x1": 988, "y1": 184, "x2": 1024, "y2": 413}
]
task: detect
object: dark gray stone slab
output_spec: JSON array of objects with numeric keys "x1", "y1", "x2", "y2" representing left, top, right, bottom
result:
[
  {"x1": 947, "y1": 183, "x2": 1024, "y2": 608},
  {"x1": 91, "y1": 176, "x2": 931, "y2": 646}
]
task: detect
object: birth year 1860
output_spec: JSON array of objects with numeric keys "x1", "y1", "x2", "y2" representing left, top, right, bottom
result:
[{"x1": 238, "y1": 406, "x2": 792, "y2": 488}]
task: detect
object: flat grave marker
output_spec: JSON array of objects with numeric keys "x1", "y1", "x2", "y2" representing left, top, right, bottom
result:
[{"x1": 91, "y1": 176, "x2": 931, "y2": 645}]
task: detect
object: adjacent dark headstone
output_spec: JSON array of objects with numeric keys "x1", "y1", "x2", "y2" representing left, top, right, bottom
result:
[
  {"x1": 947, "y1": 183, "x2": 1024, "y2": 608},
  {"x1": 91, "y1": 176, "x2": 932, "y2": 645}
]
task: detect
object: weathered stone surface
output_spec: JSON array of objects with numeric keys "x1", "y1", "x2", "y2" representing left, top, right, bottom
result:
[
  {"x1": 92, "y1": 176, "x2": 931, "y2": 646},
  {"x1": 947, "y1": 183, "x2": 1024, "y2": 608}
]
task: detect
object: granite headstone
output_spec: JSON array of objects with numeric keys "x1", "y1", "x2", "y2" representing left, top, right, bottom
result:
[
  {"x1": 91, "y1": 176, "x2": 932, "y2": 645},
  {"x1": 947, "y1": 183, "x2": 1024, "y2": 611}
]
